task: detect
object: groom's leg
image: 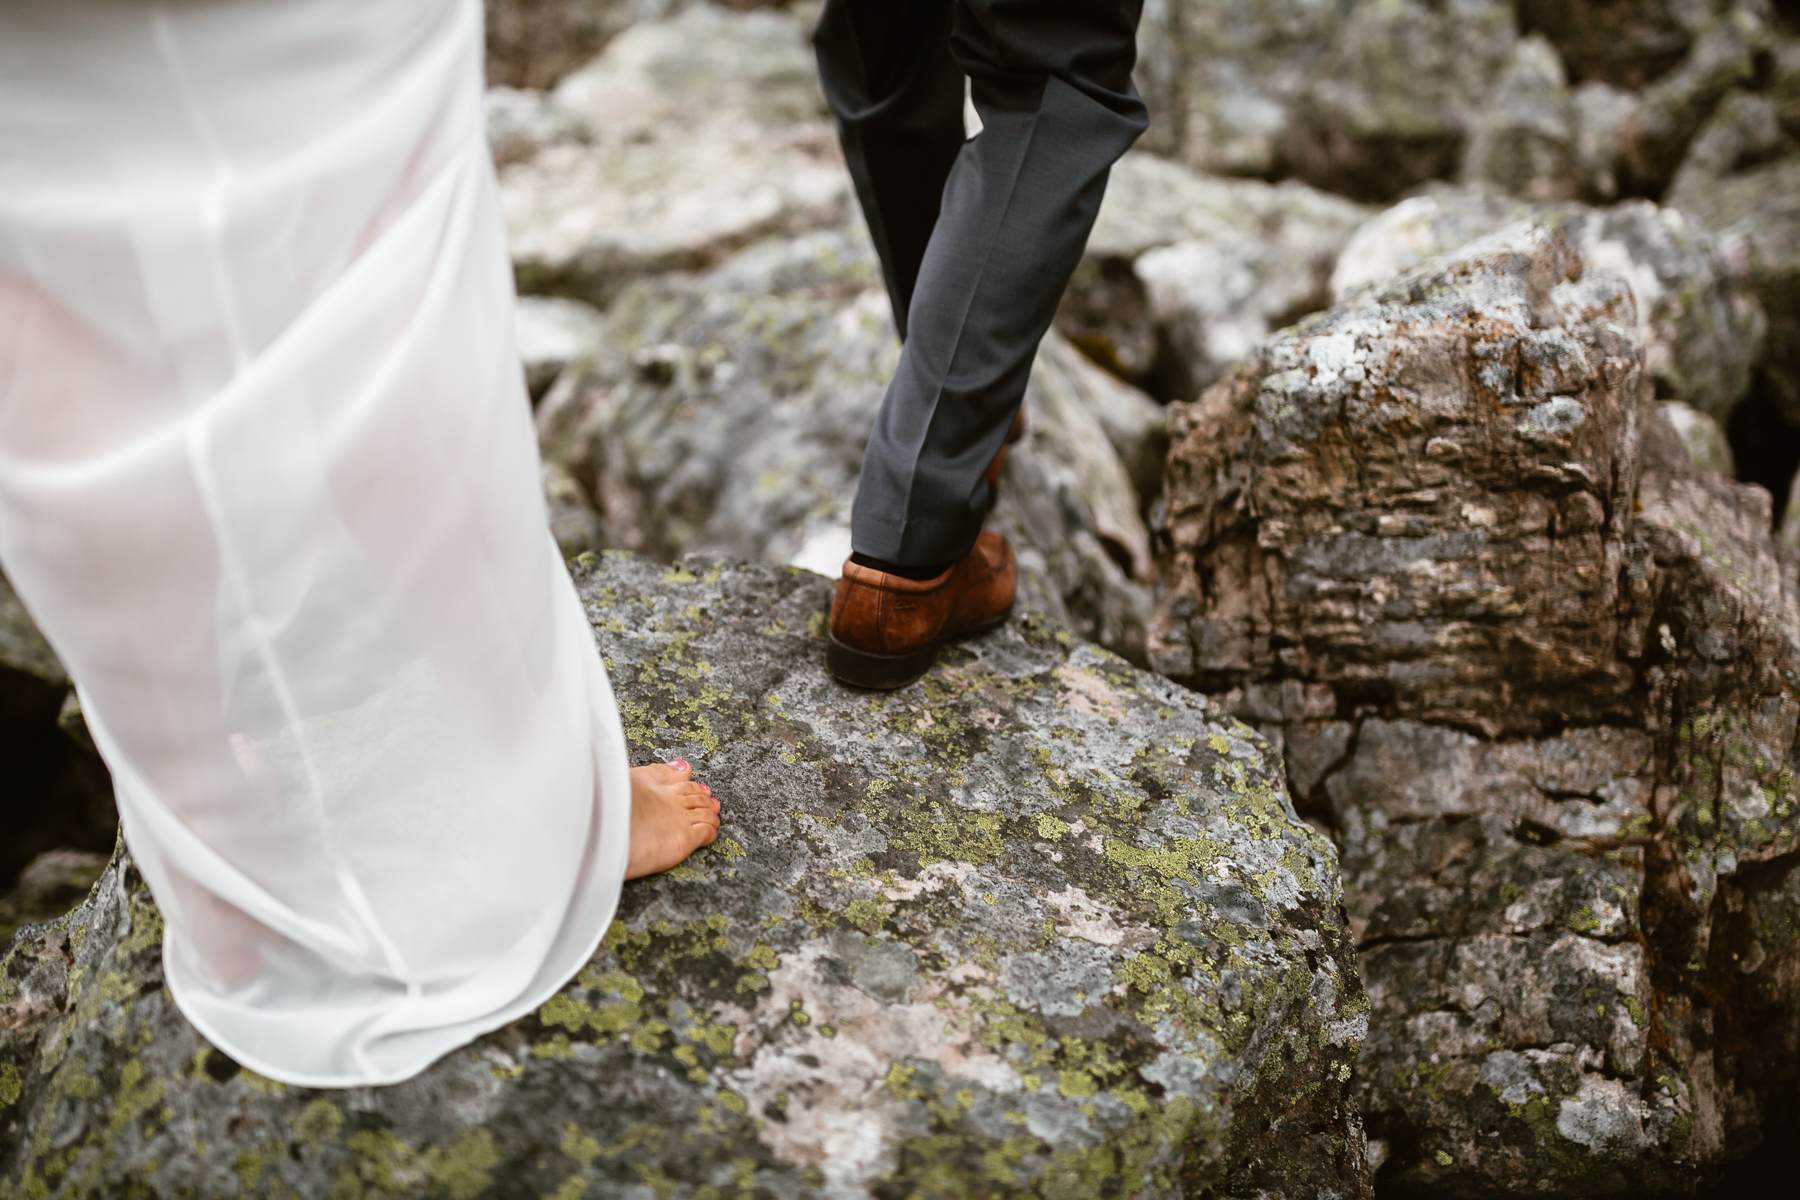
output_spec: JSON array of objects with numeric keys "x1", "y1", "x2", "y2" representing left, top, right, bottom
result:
[
  {"x1": 849, "y1": 0, "x2": 1147, "y2": 568},
  {"x1": 814, "y1": 0, "x2": 964, "y2": 338}
]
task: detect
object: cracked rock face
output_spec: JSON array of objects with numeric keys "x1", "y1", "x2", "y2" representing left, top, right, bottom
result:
[
  {"x1": 1150, "y1": 226, "x2": 1800, "y2": 1193},
  {"x1": 536, "y1": 229, "x2": 1164, "y2": 663},
  {"x1": 0, "y1": 554, "x2": 1372, "y2": 1199},
  {"x1": 1332, "y1": 189, "x2": 1767, "y2": 424}
]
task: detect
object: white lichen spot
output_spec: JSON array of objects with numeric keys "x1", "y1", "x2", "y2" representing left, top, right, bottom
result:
[{"x1": 1555, "y1": 1076, "x2": 1653, "y2": 1154}]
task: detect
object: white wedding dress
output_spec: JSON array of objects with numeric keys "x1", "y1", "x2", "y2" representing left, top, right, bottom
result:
[{"x1": 0, "y1": 0, "x2": 632, "y2": 1086}]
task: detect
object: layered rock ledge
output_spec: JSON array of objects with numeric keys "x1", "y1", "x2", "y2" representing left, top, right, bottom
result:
[
  {"x1": 1151, "y1": 224, "x2": 1800, "y2": 1193},
  {"x1": 1, "y1": 554, "x2": 1370, "y2": 1198}
]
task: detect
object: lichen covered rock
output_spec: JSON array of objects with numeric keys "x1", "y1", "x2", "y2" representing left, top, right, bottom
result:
[
  {"x1": 0, "y1": 554, "x2": 1373, "y2": 1198},
  {"x1": 1150, "y1": 226, "x2": 1800, "y2": 1192}
]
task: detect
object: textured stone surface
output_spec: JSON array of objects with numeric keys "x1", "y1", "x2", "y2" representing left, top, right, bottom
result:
[
  {"x1": 1659, "y1": 399, "x2": 1737, "y2": 475},
  {"x1": 1570, "y1": 80, "x2": 1644, "y2": 202},
  {"x1": 1461, "y1": 35, "x2": 1579, "y2": 202},
  {"x1": 1332, "y1": 190, "x2": 1766, "y2": 422},
  {"x1": 482, "y1": 0, "x2": 788, "y2": 90},
  {"x1": 1132, "y1": 0, "x2": 1350, "y2": 179},
  {"x1": 483, "y1": 0, "x2": 634, "y2": 90},
  {"x1": 1665, "y1": 90, "x2": 1788, "y2": 206},
  {"x1": 515, "y1": 295, "x2": 606, "y2": 401},
  {"x1": 0, "y1": 850, "x2": 108, "y2": 948},
  {"x1": 1516, "y1": 0, "x2": 1731, "y2": 89},
  {"x1": 484, "y1": 85, "x2": 590, "y2": 171},
  {"x1": 1277, "y1": 0, "x2": 1519, "y2": 201},
  {"x1": 1674, "y1": 154, "x2": 1800, "y2": 426},
  {"x1": 498, "y1": 4, "x2": 850, "y2": 306},
  {"x1": 1157, "y1": 226, "x2": 1649, "y2": 734},
  {"x1": 1059, "y1": 153, "x2": 1370, "y2": 401},
  {"x1": 1607, "y1": 5, "x2": 1772, "y2": 195},
  {"x1": 1150, "y1": 227, "x2": 1800, "y2": 1192},
  {"x1": 537, "y1": 229, "x2": 1164, "y2": 662},
  {"x1": 0, "y1": 553, "x2": 1373, "y2": 1199}
]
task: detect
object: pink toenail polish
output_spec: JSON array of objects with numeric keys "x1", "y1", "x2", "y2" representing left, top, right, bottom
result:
[{"x1": 672, "y1": 758, "x2": 689, "y2": 771}]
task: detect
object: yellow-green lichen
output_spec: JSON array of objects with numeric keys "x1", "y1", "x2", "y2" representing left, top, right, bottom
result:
[
  {"x1": 293, "y1": 1098, "x2": 344, "y2": 1148},
  {"x1": 561, "y1": 1124, "x2": 602, "y2": 1167}
]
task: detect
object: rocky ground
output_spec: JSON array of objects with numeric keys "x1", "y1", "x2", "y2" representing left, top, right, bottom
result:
[
  {"x1": 1, "y1": 555, "x2": 1371, "y2": 1198},
  {"x1": 4, "y1": 0, "x2": 1799, "y2": 1195}
]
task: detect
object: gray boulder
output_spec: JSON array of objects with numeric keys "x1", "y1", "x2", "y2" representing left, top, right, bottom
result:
[
  {"x1": 1665, "y1": 90, "x2": 1789, "y2": 206},
  {"x1": 1460, "y1": 35, "x2": 1579, "y2": 202},
  {"x1": 482, "y1": 0, "x2": 793, "y2": 90},
  {"x1": 1150, "y1": 226, "x2": 1800, "y2": 1191},
  {"x1": 1332, "y1": 190, "x2": 1766, "y2": 423},
  {"x1": 1157, "y1": 226, "x2": 1651, "y2": 735},
  {"x1": 1570, "y1": 80, "x2": 1643, "y2": 202},
  {"x1": 1658, "y1": 399, "x2": 1737, "y2": 475},
  {"x1": 1277, "y1": 0, "x2": 1519, "y2": 201},
  {"x1": 1514, "y1": 0, "x2": 1745, "y2": 89},
  {"x1": 1529, "y1": 4, "x2": 1773, "y2": 202},
  {"x1": 483, "y1": 0, "x2": 635, "y2": 90},
  {"x1": 484, "y1": 85, "x2": 590, "y2": 171},
  {"x1": 537, "y1": 229, "x2": 1164, "y2": 662},
  {"x1": 0, "y1": 553, "x2": 1373, "y2": 1198},
  {"x1": 498, "y1": 4, "x2": 851, "y2": 306},
  {"x1": 1611, "y1": 5, "x2": 1772, "y2": 195},
  {"x1": 1673, "y1": 154, "x2": 1800, "y2": 426},
  {"x1": 0, "y1": 849, "x2": 109, "y2": 948},
  {"x1": 1058, "y1": 152, "x2": 1370, "y2": 400},
  {"x1": 1132, "y1": 0, "x2": 1351, "y2": 179},
  {"x1": 514, "y1": 295, "x2": 606, "y2": 401}
]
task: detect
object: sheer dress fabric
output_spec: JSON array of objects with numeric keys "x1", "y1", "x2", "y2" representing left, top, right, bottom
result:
[{"x1": 0, "y1": 0, "x2": 632, "y2": 1086}]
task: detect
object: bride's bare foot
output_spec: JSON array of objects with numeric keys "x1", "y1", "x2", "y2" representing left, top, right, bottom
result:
[{"x1": 625, "y1": 758, "x2": 721, "y2": 880}]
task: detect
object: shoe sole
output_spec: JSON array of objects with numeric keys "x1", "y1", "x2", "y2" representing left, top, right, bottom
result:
[{"x1": 826, "y1": 609, "x2": 1013, "y2": 691}]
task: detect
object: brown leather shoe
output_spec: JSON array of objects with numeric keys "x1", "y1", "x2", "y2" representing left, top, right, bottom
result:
[{"x1": 826, "y1": 530, "x2": 1017, "y2": 690}]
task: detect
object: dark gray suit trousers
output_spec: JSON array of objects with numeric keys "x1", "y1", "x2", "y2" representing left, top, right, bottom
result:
[{"x1": 815, "y1": 0, "x2": 1147, "y2": 568}]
